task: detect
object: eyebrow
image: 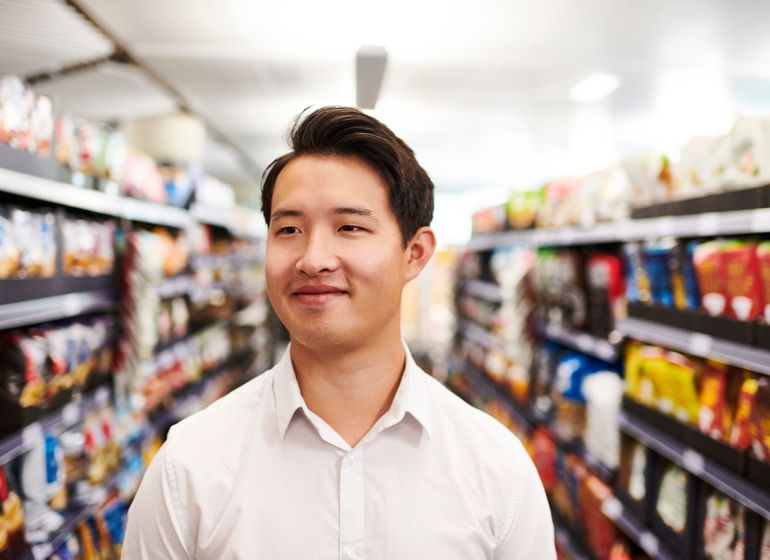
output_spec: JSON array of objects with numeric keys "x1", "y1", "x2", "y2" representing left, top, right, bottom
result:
[{"x1": 270, "y1": 207, "x2": 378, "y2": 221}]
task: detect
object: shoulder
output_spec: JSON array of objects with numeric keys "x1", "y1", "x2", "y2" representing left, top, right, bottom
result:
[
  {"x1": 163, "y1": 369, "x2": 274, "y2": 471},
  {"x1": 419, "y1": 373, "x2": 542, "y2": 544},
  {"x1": 422, "y1": 372, "x2": 528, "y2": 460}
]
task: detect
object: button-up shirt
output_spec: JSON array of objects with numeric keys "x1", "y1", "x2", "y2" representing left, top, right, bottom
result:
[{"x1": 122, "y1": 345, "x2": 555, "y2": 559}]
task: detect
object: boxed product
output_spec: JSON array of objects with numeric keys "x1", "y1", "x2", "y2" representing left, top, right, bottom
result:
[
  {"x1": 720, "y1": 239, "x2": 764, "y2": 321},
  {"x1": 586, "y1": 252, "x2": 625, "y2": 337},
  {"x1": 694, "y1": 241, "x2": 727, "y2": 317},
  {"x1": 651, "y1": 456, "x2": 694, "y2": 555},
  {"x1": 616, "y1": 435, "x2": 651, "y2": 521},
  {"x1": 643, "y1": 240, "x2": 675, "y2": 307},
  {"x1": 698, "y1": 486, "x2": 745, "y2": 560}
]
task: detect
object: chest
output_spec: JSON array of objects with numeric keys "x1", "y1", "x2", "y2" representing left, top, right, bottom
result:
[{"x1": 193, "y1": 442, "x2": 497, "y2": 560}]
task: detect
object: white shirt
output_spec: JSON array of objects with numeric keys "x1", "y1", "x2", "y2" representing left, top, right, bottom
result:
[{"x1": 122, "y1": 345, "x2": 555, "y2": 560}]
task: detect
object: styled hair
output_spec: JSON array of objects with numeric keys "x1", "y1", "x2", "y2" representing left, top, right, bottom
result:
[{"x1": 261, "y1": 106, "x2": 434, "y2": 246}]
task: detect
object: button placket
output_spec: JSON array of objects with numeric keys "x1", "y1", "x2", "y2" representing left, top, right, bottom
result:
[{"x1": 339, "y1": 448, "x2": 365, "y2": 560}]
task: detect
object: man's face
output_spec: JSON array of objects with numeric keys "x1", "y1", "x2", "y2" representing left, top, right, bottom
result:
[{"x1": 265, "y1": 154, "x2": 409, "y2": 351}]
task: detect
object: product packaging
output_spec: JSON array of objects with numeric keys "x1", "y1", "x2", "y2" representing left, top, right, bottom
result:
[
  {"x1": 643, "y1": 240, "x2": 675, "y2": 307},
  {"x1": 758, "y1": 241, "x2": 770, "y2": 324},
  {"x1": 623, "y1": 242, "x2": 651, "y2": 304},
  {"x1": 694, "y1": 241, "x2": 727, "y2": 317},
  {"x1": 701, "y1": 488, "x2": 745, "y2": 559},
  {"x1": 583, "y1": 372, "x2": 624, "y2": 469},
  {"x1": 671, "y1": 241, "x2": 701, "y2": 310},
  {"x1": 586, "y1": 252, "x2": 625, "y2": 337},
  {"x1": 720, "y1": 239, "x2": 764, "y2": 321}
]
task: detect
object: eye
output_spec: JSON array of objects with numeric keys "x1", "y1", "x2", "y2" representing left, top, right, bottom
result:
[
  {"x1": 339, "y1": 225, "x2": 365, "y2": 233},
  {"x1": 276, "y1": 226, "x2": 300, "y2": 235}
]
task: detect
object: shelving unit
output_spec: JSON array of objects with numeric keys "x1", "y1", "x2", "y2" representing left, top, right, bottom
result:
[
  {"x1": 467, "y1": 207, "x2": 770, "y2": 251},
  {"x1": 539, "y1": 322, "x2": 621, "y2": 363},
  {"x1": 617, "y1": 317, "x2": 770, "y2": 376},
  {"x1": 0, "y1": 386, "x2": 111, "y2": 465},
  {"x1": 0, "y1": 289, "x2": 116, "y2": 330},
  {"x1": 0, "y1": 167, "x2": 191, "y2": 228},
  {"x1": 461, "y1": 279, "x2": 504, "y2": 303},
  {"x1": 619, "y1": 410, "x2": 770, "y2": 519},
  {"x1": 601, "y1": 496, "x2": 680, "y2": 560}
]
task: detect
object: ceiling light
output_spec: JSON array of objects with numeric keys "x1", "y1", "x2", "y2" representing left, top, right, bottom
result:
[{"x1": 569, "y1": 73, "x2": 621, "y2": 103}]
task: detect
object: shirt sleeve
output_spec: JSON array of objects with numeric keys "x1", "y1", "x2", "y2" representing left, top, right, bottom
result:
[
  {"x1": 494, "y1": 448, "x2": 556, "y2": 560},
  {"x1": 122, "y1": 442, "x2": 192, "y2": 559}
]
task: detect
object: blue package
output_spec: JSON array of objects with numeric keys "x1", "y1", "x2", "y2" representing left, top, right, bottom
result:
[{"x1": 643, "y1": 243, "x2": 674, "y2": 306}]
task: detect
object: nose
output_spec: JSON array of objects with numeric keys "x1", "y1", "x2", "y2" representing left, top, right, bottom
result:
[{"x1": 295, "y1": 230, "x2": 339, "y2": 275}]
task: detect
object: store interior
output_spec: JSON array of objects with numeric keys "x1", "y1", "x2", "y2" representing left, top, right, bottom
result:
[{"x1": 2, "y1": 0, "x2": 770, "y2": 558}]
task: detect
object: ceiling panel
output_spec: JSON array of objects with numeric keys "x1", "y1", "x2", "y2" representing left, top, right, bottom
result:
[
  {"x1": 0, "y1": 0, "x2": 113, "y2": 76},
  {"x1": 34, "y1": 62, "x2": 177, "y2": 122}
]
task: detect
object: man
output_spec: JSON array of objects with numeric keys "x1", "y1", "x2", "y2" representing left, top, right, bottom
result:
[{"x1": 123, "y1": 106, "x2": 555, "y2": 559}]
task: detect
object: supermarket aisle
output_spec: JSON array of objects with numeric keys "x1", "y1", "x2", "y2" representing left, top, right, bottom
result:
[{"x1": 449, "y1": 127, "x2": 770, "y2": 559}]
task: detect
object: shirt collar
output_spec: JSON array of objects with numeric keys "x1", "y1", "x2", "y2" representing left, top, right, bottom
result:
[{"x1": 272, "y1": 341, "x2": 433, "y2": 442}]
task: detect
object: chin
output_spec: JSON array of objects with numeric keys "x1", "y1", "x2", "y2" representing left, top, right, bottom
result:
[{"x1": 288, "y1": 324, "x2": 358, "y2": 351}]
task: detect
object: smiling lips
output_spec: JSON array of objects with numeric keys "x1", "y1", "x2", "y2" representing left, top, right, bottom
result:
[{"x1": 292, "y1": 284, "x2": 347, "y2": 305}]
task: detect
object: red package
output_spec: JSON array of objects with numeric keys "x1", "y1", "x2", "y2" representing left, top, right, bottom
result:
[
  {"x1": 579, "y1": 474, "x2": 617, "y2": 559},
  {"x1": 531, "y1": 428, "x2": 558, "y2": 492},
  {"x1": 693, "y1": 241, "x2": 727, "y2": 317},
  {"x1": 721, "y1": 239, "x2": 764, "y2": 321},
  {"x1": 758, "y1": 242, "x2": 770, "y2": 323}
]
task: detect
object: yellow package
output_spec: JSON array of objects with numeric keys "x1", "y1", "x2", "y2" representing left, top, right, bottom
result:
[
  {"x1": 639, "y1": 345, "x2": 668, "y2": 409},
  {"x1": 665, "y1": 352, "x2": 701, "y2": 424}
]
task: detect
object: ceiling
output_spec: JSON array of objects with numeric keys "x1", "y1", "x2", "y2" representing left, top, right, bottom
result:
[{"x1": 3, "y1": 0, "x2": 770, "y2": 242}]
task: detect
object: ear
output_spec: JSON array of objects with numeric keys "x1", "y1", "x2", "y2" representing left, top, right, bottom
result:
[{"x1": 404, "y1": 227, "x2": 437, "y2": 283}]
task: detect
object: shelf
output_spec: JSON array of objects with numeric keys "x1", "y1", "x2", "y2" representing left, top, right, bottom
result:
[
  {"x1": 0, "y1": 386, "x2": 111, "y2": 466},
  {"x1": 552, "y1": 509, "x2": 595, "y2": 560},
  {"x1": 601, "y1": 496, "x2": 680, "y2": 560},
  {"x1": 466, "y1": 207, "x2": 770, "y2": 251},
  {"x1": 462, "y1": 279, "x2": 504, "y2": 303},
  {"x1": 539, "y1": 323, "x2": 621, "y2": 363},
  {"x1": 459, "y1": 361, "x2": 533, "y2": 430},
  {"x1": 154, "y1": 274, "x2": 195, "y2": 299},
  {"x1": 0, "y1": 289, "x2": 116, "y2": 330},
  {"x1": 25, "y1": 469, "x2": 121, "y2": 560},
  {"x1": 460, "y1": 320, "x2": 507, "y2": 353},
  {"x1": 0, "y1": 167, "x2": 192, "y2": 228},
  {"x1": 617, "y1": 316, "x2": 770, "y2": 376},
  {"x1": 619, "y1": 410, "x2": 770, "y2": 519}
]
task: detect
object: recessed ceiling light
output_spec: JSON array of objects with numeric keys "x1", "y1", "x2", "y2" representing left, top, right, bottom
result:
[{"x1": 569, "y1": 72, "x2": 621, "y2": 103}]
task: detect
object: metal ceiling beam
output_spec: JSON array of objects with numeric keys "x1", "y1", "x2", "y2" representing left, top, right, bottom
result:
[{"x1": 28, "y1": 0, "x2": 263, "y2": 181}]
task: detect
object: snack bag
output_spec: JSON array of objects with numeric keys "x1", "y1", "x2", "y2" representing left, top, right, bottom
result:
[
  {"x1": 644, "y1": 240, "x2": 675, "y2": 306},
  {"x1": 731, "y1": 376, "x2": 759, "y2": 451},
  {"x1": 664, "y1": 352, "x2": 700, "y2": 424},
  {"x1": 694, "y1": 241, "x2": 727, "y2": 317},
  {"x1": 638, "y1": 345, "x2": 668, "y2": 409},
  {"x1": 657, "y1": 462, "x2": 688, "y2": 534},
  {"x1": 758, "y1": 241, "x2": 770, "y2": 323},
  {"x1": 698, "y1": 360, "x2": 730, "y2": 440},
  {"x1": 721, "y1": 239, "x2": 764, "y2": 321},
  {"x1": 623, "y1": 242, "x2": 651, "y2": 304},
  {"x1": 703, "y1": 491, "x2": 745, "y2": 559},
  {"x1": 671, "y1": 241, "x2": 701, "y2": 310},
  {"x1": 753, "y1": 378, "x2": 770, "y2": 462}
]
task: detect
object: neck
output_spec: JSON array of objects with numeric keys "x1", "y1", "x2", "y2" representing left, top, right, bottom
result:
[{"x1": 290, "y1": 327, "x2": 406, "y2": 447}]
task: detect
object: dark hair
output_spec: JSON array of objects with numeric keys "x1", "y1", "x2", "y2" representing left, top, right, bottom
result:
[{"x1": 261, "y1": 106, "x2": 434, "y2": 246}]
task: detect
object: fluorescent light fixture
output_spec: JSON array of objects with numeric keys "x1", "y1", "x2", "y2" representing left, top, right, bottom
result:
[{"x1": 569, "y1": 73, "x2": 621, "y2": 103}]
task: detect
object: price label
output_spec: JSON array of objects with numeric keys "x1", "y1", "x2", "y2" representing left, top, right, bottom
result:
[
  {"x1": 596, "y1": 342, "x2": 616, "y2": 362},
  {"x1": 655, "y1": 217, "x2": 675, "y2": 237},
  {"x1": 96, "y1": 386, "x2": 110, "y2": 407},
  {"x1": 22, "y1": 423, "x2": 44, "y2": 448},
  {"x1": 601, "y1": 496, "x2": 623, "y2": 521},
  {"x1": 159, "y1": 350, "x2": 175, "y2": 371},
  {"x1": 32, "y1": 543, "x2": 53, "y2": 560},
  {"x1": 639, "y1": 532, "x2": 659, "y2": 556},
  {"x1": 682, "y1": 449, "x2": 705, "y2": 475},
  {"x1": 697, "y1": 213, "x2": 719, "y2": 236},
  {"x1": 62, "y1": 402, "x2": 80, "y2": 425},
  {"x1": 688, "y1": 333, "x2": 713, "y2": 356},
  {"x1": 577, "y1": 334, "x2": 593, "y2": 353},
  {"x1": 751, "y1": 209, "x2": 770, "y2": 233}
]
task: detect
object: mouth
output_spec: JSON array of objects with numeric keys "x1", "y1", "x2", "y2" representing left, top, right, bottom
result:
[{"x1": 291, "y1": 286, "x2": 347, "y2": 306}]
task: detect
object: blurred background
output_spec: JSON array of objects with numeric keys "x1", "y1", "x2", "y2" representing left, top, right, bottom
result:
[{"x1": 2, "y1": 1, "x2": 770, "y2": 559}]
